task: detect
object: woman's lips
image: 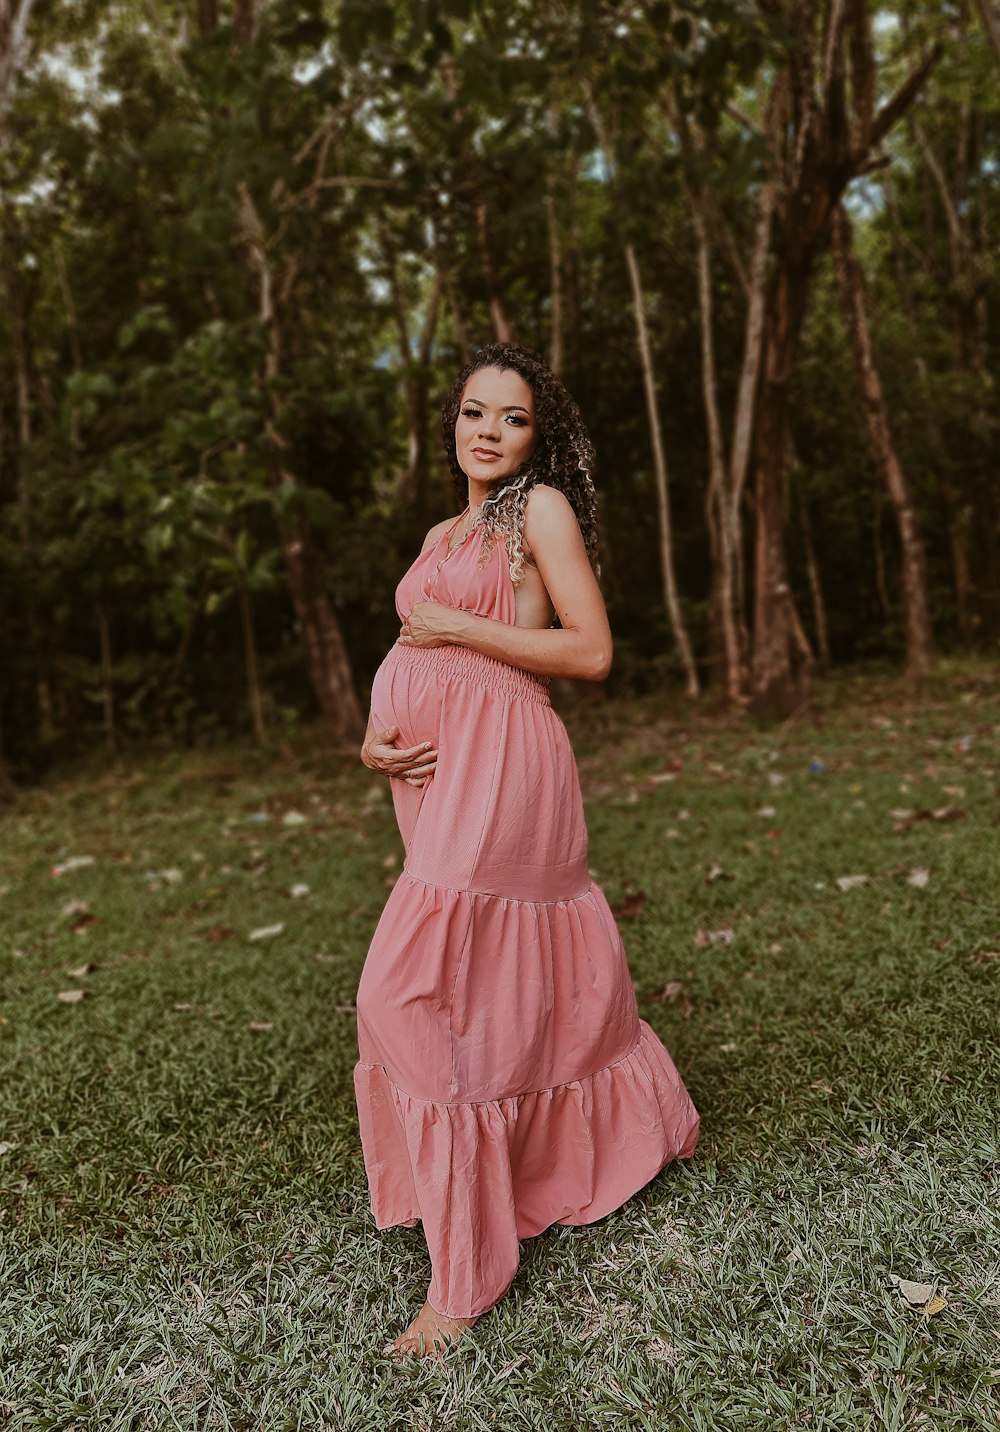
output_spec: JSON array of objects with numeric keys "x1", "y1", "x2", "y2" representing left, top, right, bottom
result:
[{"x1": 471, "y1": 448, "x2": 501, "y2": 460}]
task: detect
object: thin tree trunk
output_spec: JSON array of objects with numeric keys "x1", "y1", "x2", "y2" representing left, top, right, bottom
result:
[
  {"x1": 232, "y1": 0, "x2": 254, "y2": 47},
  {"x1": 624, "y1": 242, "x2": 699, "y2": 698},
  {"x1": 831, "y1": 204, "x2": 934, "y2": 677},
  {"x1": 237, "y1": 580, "x2": 266, "y2": 743},
  {"x1": 2, "y1": 202, "x2": 54, "y2": 744},
  {"x1": 474, "y1": 194, "x2": 514, "y2": 343},
  {"x1": 196, "y1": 0, "x2": 218, "y2": 39},
  {"x1": 545, "y1": 103, "x2": 563, "y2": 375},
  {"x1": 884, "y1": 173, "x2": 972, "y2": 641},
  {"x1": 52, "y1": 235, "x2": 82, "y2": 447},
  {"x1": 972, "y1": 0, "x2": 1000, "y2": 71},
  {"x1": 96, "y1": 604, "x2": 116, "y2": 754},
  {"x1": 690, "y1": 200, "x2": 736, "y2": 697},
  {"x1": 388, "y1": 247, "x2": 442, "y2": 518},
  {"x1": 799, "y1": 498, "x2": 830, "y2": 668}
]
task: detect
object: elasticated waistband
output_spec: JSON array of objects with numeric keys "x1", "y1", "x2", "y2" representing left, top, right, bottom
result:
[{"x1": 391, "y1": 640, "x2": 553, "y2": 705}]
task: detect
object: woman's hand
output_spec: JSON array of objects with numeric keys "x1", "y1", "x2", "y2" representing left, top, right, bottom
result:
[
  {"x1": 398, "y1": 600, "x2": 458, "y2": 649},
  {"x1": 361, "y1": 723, "x2": 437, "y2": 787}
]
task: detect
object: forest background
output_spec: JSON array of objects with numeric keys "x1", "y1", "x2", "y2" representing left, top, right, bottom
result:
[{"x1": 1, "y1": 0, "x2": 997, "y2": 784}]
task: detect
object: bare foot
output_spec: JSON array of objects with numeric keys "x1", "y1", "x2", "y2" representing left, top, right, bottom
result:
[{"x1": 383, "y1": 1298, "x2": 479, "y2": 1360}]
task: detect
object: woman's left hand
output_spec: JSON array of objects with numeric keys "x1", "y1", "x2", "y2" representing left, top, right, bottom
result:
[{"x1": 398, "y1": 600, "x2": 459, "y2": 648}]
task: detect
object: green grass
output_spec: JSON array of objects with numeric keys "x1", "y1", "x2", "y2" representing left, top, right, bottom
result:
[{"x1": 1, "y1": 659, "x2": 999, "y2": 1431}]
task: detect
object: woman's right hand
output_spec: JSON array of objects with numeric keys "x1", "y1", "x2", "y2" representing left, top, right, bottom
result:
[{"x1": 361, "y1": 723, "x2": 438, "y2": 787}]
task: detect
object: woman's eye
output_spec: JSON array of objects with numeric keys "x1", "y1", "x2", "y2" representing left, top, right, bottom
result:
[{"x1": 460, "y1": 407, "x2": 481, "y2": 418}]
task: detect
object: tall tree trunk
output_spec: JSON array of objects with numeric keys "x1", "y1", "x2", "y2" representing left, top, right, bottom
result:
[
  {"x1": 831, "y1": 204, "x2": 934, "y2": 677},
  {"x1": 237, "y1": 580, "x2": 266, "y2": 744},
  {"x1": 545, "y1": 103, "x2": 563, "y2": 375},
  {"x1": 235, "y1": 180, "x2": 365, "y2": 741},
  {"x1": 624, "y1": 242, "x2": 699, "y2": 698},
  {"x1": 799, "y1": 497, "x2": 830, "y2": 669},
  {"x1": 232, "y1": 0, "x2": 254, "y2": 47},
  {"x1": 884, "y1": 173, "x2": 972, "y2": 642},
  {"x1": 97, "y1": 604, "x2": 116, "y2": 754},
  {"x1": 751, "y1": 254, "x2": 814, "y2": 714},
  {"x1": 195, "y1": 0, "x2": 218, "y2": 39},
  {"x1": 972, "y1": 0, "x2": 1000, "y2": 71},
  {"x1": 1, "y1": 201, "x2": 54, "y2": 744},
  {"x1": 743, "y1": 18, "x2": 939, "y2": 713},
  {"x1": 387, "y1": 247, "x2": 442, "y2": 519}
]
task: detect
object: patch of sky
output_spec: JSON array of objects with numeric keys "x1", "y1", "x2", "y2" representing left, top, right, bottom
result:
[{"x1": 843, "y1": 175, "x2": 886, "y2": 221}]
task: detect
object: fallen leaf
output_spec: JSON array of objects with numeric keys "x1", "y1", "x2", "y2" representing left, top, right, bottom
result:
[
  {"x1": 835, "y1": 875, "x2": 869, "y2": 892},
  {"x1": 282, "y1": 811, "x2": 307, "y2": 826},
  {"x1": 248, "y1": 923, "x2": 285, "y2": 941},
  {"x1": 247, "y1": 1020, "x2": 273, "y2": 1032},
  {"x1": 648, "y1": 980, "x2": 694, "y2": 1017},
  {"x1": 66, "y1": 962, "x2": 96, "y2": 979},
  {"x1": 968, "y1": 950, "x2": 1000, "y2": 965},
  {"x1": 0, "y1": 1141, "x2": 18, "y2": 1155},
  {"x1": 381, "y1": 854, "x2": 398, "y2": 869},
  {"x1": 61, "y1": 899, "x2": 90, "y2": 917},
  {"x1": 888, "y1": 1274, "x2": 947, "y2": 1316},
  {"x1": 290, "y1": 883, "x2": 310, "y2": 898},
  {"x1": 610, "y1": 890, "x2": 648, "y2": 919},
  {"x1": 56, "y1": 989, "x2": 87, "y2": 1003},
  {"x1": 706, "y1": 863, "x2": 734, "y2": 883},
  {"x1": 908, "y1": 867, "x2": 931, "y2": 889},
  {"x1": 172, "y1": 1002, "x2": 193, "y2": 1011},
  {"x1": 334, "y1": 1001, "x2": 357, "y2": 1014},
  {"x1": 695, "y1": 927, "x2": 735, "y2": 947},
  {"x1": 52, "y1": 856, "x2": 96, "y2": 877}
]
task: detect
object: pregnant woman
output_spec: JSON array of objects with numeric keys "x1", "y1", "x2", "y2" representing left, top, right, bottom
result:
[{"x1": 356, "y1": 341, "x2": 699, "y2": 1360}]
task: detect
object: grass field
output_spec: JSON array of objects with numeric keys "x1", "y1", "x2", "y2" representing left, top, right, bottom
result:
[{"x1": 1, "y1": 660, "x2": 998, "y2": 1431}]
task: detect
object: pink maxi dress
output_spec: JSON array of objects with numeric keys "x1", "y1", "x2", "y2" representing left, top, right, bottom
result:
[{"x1": 354, "y1": 512, "x2": 700, "y2": 1320}]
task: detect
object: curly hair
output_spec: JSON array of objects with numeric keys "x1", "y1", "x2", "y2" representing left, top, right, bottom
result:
[{"x1": 439, "y1": 342, "x2": 601, "y2": 595}]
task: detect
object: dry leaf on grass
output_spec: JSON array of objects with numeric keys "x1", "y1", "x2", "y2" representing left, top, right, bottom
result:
[
  {"x1": 888, "y1": 1274, "x2": 948, "y2": 1317},
  {"x1": 836, "y1": 875, "x2": 869, "y2": 891},
  {"x1": 51, "y1": 856, "x2": 96, "y2": 877},
  {"x1": 706, "y1": 863, "x2": 734, "y2": 883},
  {"x1": 247, "y1": 1020, "x2": 273, "y2": 1032},
  {"x1": 66, "y1": 961, "x2": 96, "y2": 978},
  {"x1": 648, "y1": 980, "x2": 694, "y2": 1018},
  {"x1": 695, "y1": 928, "x2": 735, "y2": 947},
  {"x1": 610, "y1": 890, "x2": 648, "y2": 919},
  {"x1": 908, "y1": 867, "x2": 931, "y2": 889},
  {"x1": 56, "y1": 989, "x2": 86, "y2": 1003},
  {"x1": 248, "y1": 923, "x2": 284, "y2": 941}
]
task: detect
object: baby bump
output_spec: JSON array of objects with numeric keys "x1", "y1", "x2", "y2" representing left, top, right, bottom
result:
[{"x1": 368, "y1": 643, "x2": 442, "y2": 749}]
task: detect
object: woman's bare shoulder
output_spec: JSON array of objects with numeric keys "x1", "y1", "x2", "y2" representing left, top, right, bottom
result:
[{"x1": 523, "y1": 485, "x2": 579, "y2": 545}]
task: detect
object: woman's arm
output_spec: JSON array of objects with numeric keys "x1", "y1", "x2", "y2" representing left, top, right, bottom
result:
[{"x1": 451, "y1": 485, "x2": 612, "y2": 682}]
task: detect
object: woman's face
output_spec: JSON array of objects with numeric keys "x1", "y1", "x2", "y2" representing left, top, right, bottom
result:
[{"x1": 455, "y1": 366, "x2": 538, "y2": 485}]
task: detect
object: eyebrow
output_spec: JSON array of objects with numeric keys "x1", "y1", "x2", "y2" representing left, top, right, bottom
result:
[{"x1": 462, "y1": 397, "x2": 531, "y2": 414}]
